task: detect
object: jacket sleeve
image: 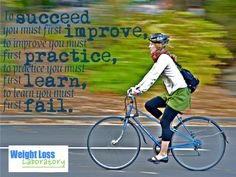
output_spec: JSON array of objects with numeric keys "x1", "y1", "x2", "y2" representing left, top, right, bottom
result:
[{"x1": 135, "y1": 55, "x2": 169, "y2": 93}]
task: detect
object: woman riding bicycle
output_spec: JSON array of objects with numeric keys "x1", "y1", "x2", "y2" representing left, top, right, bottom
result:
[{"x1": 128, "y1": 33, "x2": 191, "y2": 164}]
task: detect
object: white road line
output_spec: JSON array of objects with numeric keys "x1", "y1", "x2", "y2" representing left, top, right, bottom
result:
[
  {"x1": 0, "y1": 146, "x2": 151, "y2": 150},
  {"x1": 0, "y1": 123, "x2": 97, "y2": 126},
  {"x1": 0, "y1": 123, "x2": 160, "y2": 126},
  {"x1": 0, "y1": 115, "x2": 107, "y2": 118},
  {"x1": 1, "y1": 123, "x2": 235, "y2": 127},
  {"x1": 110, "y1": 170, "x2": 126, "y2": 173},
  {"x1": 140, "y1": 171, "x2": 159, "y2": 175},
  {"x1": 0, "y1": 146, "x2": 208, "y2": 151}
]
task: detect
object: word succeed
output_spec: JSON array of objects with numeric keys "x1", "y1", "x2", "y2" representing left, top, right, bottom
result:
[{"x1": 15, "y1": 10, "x2": 89, "y2": 24}]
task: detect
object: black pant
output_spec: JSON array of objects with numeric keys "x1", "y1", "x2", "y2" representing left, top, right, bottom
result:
[{"x1": 145, "y1": 96, "x2": 178, "y2": 141}]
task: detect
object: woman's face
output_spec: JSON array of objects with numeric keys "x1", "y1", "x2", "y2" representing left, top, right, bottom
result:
[{"x1": 149, "y1": 42, "x2": 162, "y2": 54}]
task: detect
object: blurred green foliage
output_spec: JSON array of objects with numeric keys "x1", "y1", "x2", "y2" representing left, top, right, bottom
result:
[
  {"x1": 204, "y1": 0, "x2": 236, "y2": 57},
  {"x1": 76, "y1": 5, "x2": 232, "y2": 93},
  {"x1": 1, "y1": 0, "x2": 55, "y2": 10},
  {"x1": 1, "y1": 0, "x2": 234, "y2": 95}
]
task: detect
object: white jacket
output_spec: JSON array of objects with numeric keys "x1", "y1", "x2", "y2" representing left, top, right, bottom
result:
[{"x1": 136, "y1": 54, "x2": 187, "y2": 95}]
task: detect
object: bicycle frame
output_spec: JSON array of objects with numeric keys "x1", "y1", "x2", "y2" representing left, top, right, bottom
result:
[
  {"x1": 87, "y1": 95, "x2": 227, "y2": 171},
  {"x1": 124, "y1": 95, "x2": 196, "y2": 150}
]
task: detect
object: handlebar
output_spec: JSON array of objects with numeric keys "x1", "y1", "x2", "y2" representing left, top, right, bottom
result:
[
  {"x1": 124, "y1": 94, "x2": 139, "y2": 117},
  {"x1": 127, "y1": 93, "x2": 134, "y2": 98}
]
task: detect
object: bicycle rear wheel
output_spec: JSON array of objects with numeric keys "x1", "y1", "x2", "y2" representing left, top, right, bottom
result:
[
  {"x1": 87, "y1": 116, "x2": 141, "y2": 170},
  {"x1": 171, "y1": 117, "x2": 226, "y2": 171}
]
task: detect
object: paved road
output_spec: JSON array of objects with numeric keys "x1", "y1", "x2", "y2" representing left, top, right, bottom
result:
[{"x1": 0, "y1": 124, "x2": 236, "y2": 177}]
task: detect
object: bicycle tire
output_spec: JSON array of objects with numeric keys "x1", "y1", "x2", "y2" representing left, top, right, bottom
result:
[
  {"x1": 87, "y1": 116, "x2": 141, "y2": 170},
  {"x1": 171, "y1": 116, "x2": 226, "y2": 171}
]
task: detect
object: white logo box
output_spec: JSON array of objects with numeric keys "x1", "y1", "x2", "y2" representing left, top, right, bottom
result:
[{"x1": 8, "y1": 145, "x2": 68, "y2": 173}]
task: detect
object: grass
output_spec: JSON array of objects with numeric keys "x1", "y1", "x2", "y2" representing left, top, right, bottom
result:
[
  {"x1": 0, "y1": 1, "x2": 233, "y2": 95},
  {"x1": 204, "y1": 0, "x2": 236, "y2": 55},
  {"x1": 69, "y1": 7, "x2": 232, "y2": 94}
]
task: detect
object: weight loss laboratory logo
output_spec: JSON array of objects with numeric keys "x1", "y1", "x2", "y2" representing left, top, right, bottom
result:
[{"x1": 8, "y1": 145, "x2": 68, "y2": 172}]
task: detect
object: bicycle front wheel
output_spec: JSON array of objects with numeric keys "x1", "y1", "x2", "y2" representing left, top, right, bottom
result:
[
  {"x1": 171, "y1": 117, "x2": 226, "y2": 171},
  {"x1": 87, "y1": 116, "x2": 141, "y2": 170}
]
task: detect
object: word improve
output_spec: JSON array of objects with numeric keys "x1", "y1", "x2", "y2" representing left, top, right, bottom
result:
[{"x1": 64, "y1": 25, "x2": 143, "y2": 41}]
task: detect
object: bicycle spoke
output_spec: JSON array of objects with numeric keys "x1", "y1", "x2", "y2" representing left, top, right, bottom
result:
[
  {"x1": 87, "y1": 117, "x2": 141, "y2": 170},
  {"x1": 196, "y1": 131, "x2": 223, "y2": 139},
  {"x1": 171, "y1": 117, "x2": 226, "y2": 171}
]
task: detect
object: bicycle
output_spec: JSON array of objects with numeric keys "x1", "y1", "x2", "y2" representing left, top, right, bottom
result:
[{"x1": 87, "y1": 95, "x2": 228, "y2": 171}]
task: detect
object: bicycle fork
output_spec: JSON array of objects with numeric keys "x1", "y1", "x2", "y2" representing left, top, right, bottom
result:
[{"x1": 111, "y1": 118, "x2": 129, "y2": 145}]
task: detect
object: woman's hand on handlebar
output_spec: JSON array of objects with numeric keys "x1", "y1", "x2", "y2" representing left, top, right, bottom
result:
[{"x1": 127, "y1": 87, "x2": 141, "y2": 96}]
